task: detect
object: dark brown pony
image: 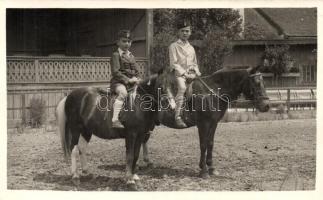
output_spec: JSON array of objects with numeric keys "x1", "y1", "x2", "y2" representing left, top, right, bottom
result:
[
  {"x1": 56, "y1": 76, "x2": 158, "y2": 190},
  {"x1": 149, "y1": 66, "x2": 270, "y2": 178}
]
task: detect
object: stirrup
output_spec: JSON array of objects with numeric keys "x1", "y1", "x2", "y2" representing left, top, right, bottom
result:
[
  {"x1": 112, "y1": 120, "x2": 124, "y2": 129},
  {"x1": 175, "y1": 117, "x2": 187, "y2": 128}
]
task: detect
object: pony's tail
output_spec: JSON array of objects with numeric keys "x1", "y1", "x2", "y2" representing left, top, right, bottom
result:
[{"x1": 56, "y1": 96, "x2": 70, "y2": 162}]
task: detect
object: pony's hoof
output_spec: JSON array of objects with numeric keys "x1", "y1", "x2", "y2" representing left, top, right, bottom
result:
[
  {"x1": 144, "y1": 160, "x2": 154, "y2": 168},
  {"x1": 126, "y1": 180, "x2": 137, "y2": 191},
  {"x1": 133, "y1": 174, "x2": 140, "y2": 181},
  {"x1": 209, "y1": 169, "x2": 219, "y2": 176},
  {"x1": 72, "y1": 176, "x2": 80, "y2": 186},
  {"x1": 199, "y1": 172, "x2": 210, "y2": 179}
]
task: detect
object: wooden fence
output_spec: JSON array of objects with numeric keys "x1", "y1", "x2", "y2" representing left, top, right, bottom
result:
[
  {"x1": 7, "y1": 56, "x2": 148, "y2": 128},
  {"x1": 6, "y1": 56, "x2": 316, "y2": 128},
  {"x1": 231, "y1": 87, "x2": 316, "y2": 112}
]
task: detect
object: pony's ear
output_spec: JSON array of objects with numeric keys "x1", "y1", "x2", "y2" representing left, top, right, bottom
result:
[
  {"x1": 157, "y1": 68, "x2": 164, "y2": 75},
  {"x1": 247, "y1": 65, "x2": 261, "y2": 74}
]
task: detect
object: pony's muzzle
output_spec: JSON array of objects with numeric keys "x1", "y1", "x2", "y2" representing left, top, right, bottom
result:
[{"x1": 256, "y1": 99, "x2": 270, "y2": 112}]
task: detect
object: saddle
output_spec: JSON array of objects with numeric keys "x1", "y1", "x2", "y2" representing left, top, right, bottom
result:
[{"x1": 97, "y1": 88, "x2": 115, "y2": 118}]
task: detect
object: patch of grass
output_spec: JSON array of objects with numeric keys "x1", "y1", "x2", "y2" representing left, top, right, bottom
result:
[{"x1": 29, "y1": 97, "x2": 47, "y2": 128}]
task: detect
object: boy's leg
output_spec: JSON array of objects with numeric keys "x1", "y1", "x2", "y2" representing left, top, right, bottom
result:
[
  {"x1": 175, "y1": 76, "x2": 187, "y2": 128},
  {"x1": 112, "y1": 84, "x2": 127, "y2": 128}
]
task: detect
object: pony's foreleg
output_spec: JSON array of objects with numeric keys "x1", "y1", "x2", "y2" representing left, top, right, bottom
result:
[
  {"x1": 132, "y1": 133, "x2": 146, "y2": 181},
  {"x1": 206, "y1": 124, "x2": 219, "y2": 176},
  {"x1": 125, "y1": 132, "x2": 137, "y2": 185},
  {"x1": 78, "y1": 135, "x2": 89, "y2": 175},
  {"x1": 197, "y1": 120, "x2": 211, "y2": 179}
]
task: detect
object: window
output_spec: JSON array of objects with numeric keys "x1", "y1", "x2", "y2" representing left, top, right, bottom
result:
[{"x1": 302, "y1": 64, "x2": 317, "y2": 85}]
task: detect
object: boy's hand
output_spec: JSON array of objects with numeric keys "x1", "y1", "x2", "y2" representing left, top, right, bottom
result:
[
  {"x1": 129, "y1": 77, "x2": 141, "y2": 84},
  {"x1": 128, "y1": 77, "x2": 135, "y2": 83},
  {"x1": 187, "y1": 66, "x2": 201, "y2": 77},
  {"x1": 184, "y1": 72, "x2": 196, "y2": 80}
]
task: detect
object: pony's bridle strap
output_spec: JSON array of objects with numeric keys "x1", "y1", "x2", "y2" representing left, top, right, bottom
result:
[
  {"x1": 197, "y1": 77, "x2": 230, "y2": 103},
  {"x1": 249, "y1": 72, "x2": 262, "y2": 78}
]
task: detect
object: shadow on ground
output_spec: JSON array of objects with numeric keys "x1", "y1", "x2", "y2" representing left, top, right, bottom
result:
[{"x1": 33, "y1": 172, "x2": 125, "y2": 191}]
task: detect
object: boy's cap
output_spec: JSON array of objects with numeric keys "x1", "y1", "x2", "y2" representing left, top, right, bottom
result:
[
  {"x1": 176, "y1": 19, "x2": 191, "y2": 29},
  {"x1": 117, "y1": 30, "x2": 132, "y2": 40}
]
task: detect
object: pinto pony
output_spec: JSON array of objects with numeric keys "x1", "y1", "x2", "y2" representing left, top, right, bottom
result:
[{"x1": 56, "y1": 76, "x2": 157, "y2": 189}]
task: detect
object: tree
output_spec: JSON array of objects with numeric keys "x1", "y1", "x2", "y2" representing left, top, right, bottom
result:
[
  {"x1": 243, "y1": 22, "x2": 267, "y2": 40},
  {"x1": 152, "y1": 9, "x2": 242, "y2": 74}
]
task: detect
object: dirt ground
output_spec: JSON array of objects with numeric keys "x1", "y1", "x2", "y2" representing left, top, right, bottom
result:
[{"x1": 7, "y1": 119, "x2": 316, "y2": 191}]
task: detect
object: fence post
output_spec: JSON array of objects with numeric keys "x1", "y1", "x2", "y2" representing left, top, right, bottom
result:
[
  {"x1": 35, "y1": 59, "x2": 40, "y2": 83},
  {"x1": 286, "y1": 89, "x2": 290, "y2": 113},
  {"x1": 21, "y1": 93, "x2": 26, "y2": 124}
]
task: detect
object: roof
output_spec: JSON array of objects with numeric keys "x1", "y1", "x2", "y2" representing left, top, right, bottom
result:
[
  {"x1": 259, "y1": 8, "x2": 317, "y2": 37},
  {"x1": 231, "y1": 38, "x2": 317, "y2": 46},
  {"x1": 244, "y1": 8, "x2": 317, "y2": 39}
]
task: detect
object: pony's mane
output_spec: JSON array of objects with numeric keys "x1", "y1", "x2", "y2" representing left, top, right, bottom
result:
[
  {"x1": 203, "y1": 68, "x2": 248, "y2": 78},
  {"x1": 136, "y1": 74, "x2": 158, "y2": 95},
  {"x1": 205, "y1": 68, "x2": 250, "y2": 91}
]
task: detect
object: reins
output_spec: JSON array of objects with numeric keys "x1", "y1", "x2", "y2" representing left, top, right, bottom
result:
[{"x1": 196, "y1": 77, "x2": 231, "y2": 103}]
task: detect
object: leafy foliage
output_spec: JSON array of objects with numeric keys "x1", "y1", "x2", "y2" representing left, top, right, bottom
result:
[
  {"x1": 152, "y1": 9, "x2": 242, "y2": 74},
  {"x1": 198, "y1": 31, "x2": 233, "y2": 74},
  {"x1": 243, "y1": 22, "x2": 267, "y2": 40},
  {"x1": 260, "y1": 45, "x2": 293, "y2": 76}
]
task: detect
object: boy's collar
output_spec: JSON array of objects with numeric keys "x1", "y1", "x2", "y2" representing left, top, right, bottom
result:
[
  {"x1": 118, "y1": 48, "x2": 131, "y2": 56},
  {"x1": 177, "y1": 39, "x2": 189, "y2": 45}
]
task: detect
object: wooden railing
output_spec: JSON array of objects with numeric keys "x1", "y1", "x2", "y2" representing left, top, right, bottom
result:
[
  {"x1": 7, "y1": 56, "x2": 148, "y2": 128},
  {"x1": 231, "y1": 87, "x2": 316, "y2": 112},
  {"x1": 7, "y1": 56, "x2": 148, "y2": 84}
]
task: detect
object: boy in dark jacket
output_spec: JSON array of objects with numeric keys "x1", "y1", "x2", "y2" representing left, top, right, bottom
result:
[{"x1": 110, "y1": 30, "x2": 140, "y2": 128}]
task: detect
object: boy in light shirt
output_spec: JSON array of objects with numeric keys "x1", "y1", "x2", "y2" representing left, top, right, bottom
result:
[{"x1": 168, "y1": 20, "x2": 201, "y2": 128}]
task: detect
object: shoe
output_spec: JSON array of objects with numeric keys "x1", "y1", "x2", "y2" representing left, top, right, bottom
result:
[
  {"x1": 112, "y1": 120, "x2": 124, "y2": 129},
  {"x1": 175, "y1": 117, "x2": 187, "y2": 128}
]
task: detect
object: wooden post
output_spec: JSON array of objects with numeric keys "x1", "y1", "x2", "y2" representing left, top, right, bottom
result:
[
  {"x1": 286, "y1": 89, "x2": 290, "y2": 113},
  {"x1": 146, "y1": 9, "x2": 153, "y2": 78},
  {"x1": 35, "y1": 59, "x2": 40, "y2": 83},
  {"x1": 21, "y1": 94, "x2": 26, "y2": 124}
]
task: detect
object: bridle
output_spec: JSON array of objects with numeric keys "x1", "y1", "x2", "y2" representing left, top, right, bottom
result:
[
  {"x1": 198, "y1": 72, "x2": 269, "y2": 103},
  {"x1": 244, "y1": 73, "x2": 269, "y2": 101}
]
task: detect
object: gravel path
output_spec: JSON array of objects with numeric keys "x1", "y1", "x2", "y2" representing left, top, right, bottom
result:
[{"x1": 7, "y1": 119, "x2": 316, "y2": 191}]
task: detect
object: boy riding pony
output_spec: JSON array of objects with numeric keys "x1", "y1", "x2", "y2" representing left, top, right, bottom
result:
[
  {"x1": 110, "y1": 30, "x2": 141, "y2": 128},
  {"x1": 168, "y1": 20, "x2": 201, "y2": 128}
]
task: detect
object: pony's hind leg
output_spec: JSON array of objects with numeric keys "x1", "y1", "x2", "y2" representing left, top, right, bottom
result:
[
  {"x1": 71, "y1": 144, "x2": 80, "y2": 184},
  {"x1": 69, "y1": 127, "x2": 82, "y2": 184},
  {"x1": 142, "y1": 132, "x2": 153, "y2": 167},
  {"x1": 78, "y1": 134, "x2": 91, "y2": 175}
]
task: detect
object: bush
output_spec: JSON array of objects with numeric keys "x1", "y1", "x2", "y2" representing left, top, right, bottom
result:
[
  {"x1": 239, "y1": 113, "x2": 249, "y2": 122},
  {"x1": 276, "y1": 104, "x2": 286, "y2": 115},
  {"x1": 261, "y1": 45, "x2": 293, "y2": 76},
  {"x1": 289, "y1": 66, "x2": 300, "y2": 73},
  {"x1": 29, "y1": 97, "x2": 46, "y2": 128}
]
